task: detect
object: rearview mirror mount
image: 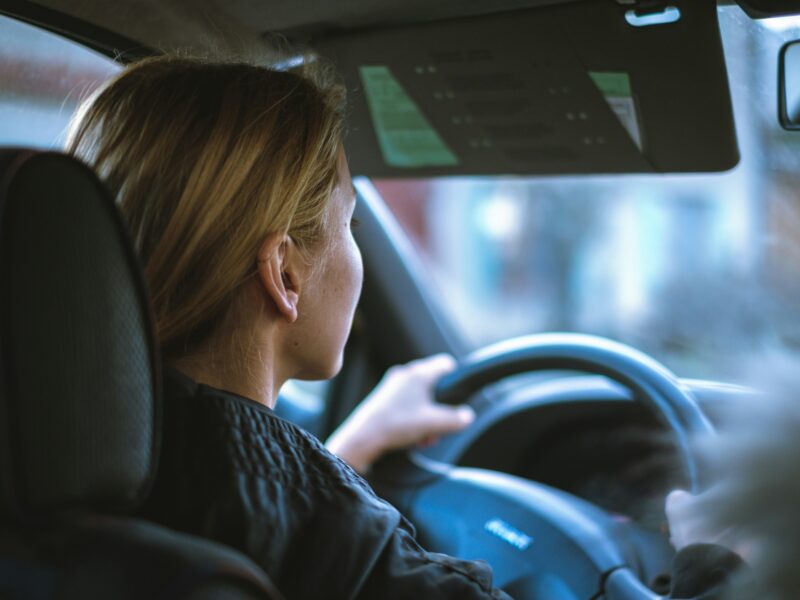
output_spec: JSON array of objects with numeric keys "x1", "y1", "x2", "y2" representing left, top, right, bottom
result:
[{"x1": 779, "y1": 40, "x2": 800, "y2": 130}]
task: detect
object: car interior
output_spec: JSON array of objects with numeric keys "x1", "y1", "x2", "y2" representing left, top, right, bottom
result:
[{"x1": 2, "y1": 0, "x2": 800, "y2": 598}]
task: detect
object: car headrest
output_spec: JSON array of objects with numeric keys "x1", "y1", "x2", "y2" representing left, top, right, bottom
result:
[{"x1": 0, "y1": 149, "x2": 160, "y2": 523}]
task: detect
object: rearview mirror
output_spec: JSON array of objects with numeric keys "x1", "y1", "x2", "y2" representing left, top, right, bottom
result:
[{"x1": 779, "y1": 40, "x2": 800, "y2": 130}]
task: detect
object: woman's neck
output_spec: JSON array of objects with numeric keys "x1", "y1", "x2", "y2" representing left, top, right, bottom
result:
[{"x1": 171, "y1": 332, "x2": 284, "y2": 409}]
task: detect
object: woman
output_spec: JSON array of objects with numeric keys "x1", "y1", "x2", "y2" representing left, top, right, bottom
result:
[
  {"x1": 68, "y1": 56, "x2": 739, "y2": 599},
  {"x1": 68, "y1": 56, "x2": 504, "y2": 599}
]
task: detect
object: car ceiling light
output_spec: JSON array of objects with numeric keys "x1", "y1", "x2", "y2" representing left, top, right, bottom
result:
[{"x1": 625, "y1": 6, "x2": 681, "y2": 27}]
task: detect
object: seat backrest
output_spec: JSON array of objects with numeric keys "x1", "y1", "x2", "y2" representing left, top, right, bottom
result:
[
  {"x1": 0, "y1": 149, "x2": 159, "y2": 520},
  {"x1": 0, "y1": 148, "x2": 283, "y2": 600}
]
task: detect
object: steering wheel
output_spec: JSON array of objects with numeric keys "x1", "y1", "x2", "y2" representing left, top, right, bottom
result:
[{"x1": 370, "y1": 333, "x2": 714, "y2": 600}]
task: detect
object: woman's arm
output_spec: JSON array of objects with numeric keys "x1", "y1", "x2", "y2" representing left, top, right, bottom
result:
[{"x1": 326, "y1": 354, "x2": 475, "y2": 473}]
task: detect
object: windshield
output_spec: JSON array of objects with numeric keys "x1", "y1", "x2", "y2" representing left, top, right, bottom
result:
[{"x1": 373, "y1": 5, "x2": 800, "y2": 383}]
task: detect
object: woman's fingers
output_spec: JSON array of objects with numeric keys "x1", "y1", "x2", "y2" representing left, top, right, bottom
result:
[
  {"x1": 420, "y1": 404, "x2": 476, "y2": 436},
  {"x1": 401, "y1": 353, "x2": 458, "y2": 385}
]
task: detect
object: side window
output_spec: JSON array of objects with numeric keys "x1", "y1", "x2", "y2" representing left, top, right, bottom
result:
[
  {"x1": 277, "y1": 379, "x2": 329, "y2": 437},
  {"x1": 0, "y1": 15, "x2": 120, "y2": 148}
]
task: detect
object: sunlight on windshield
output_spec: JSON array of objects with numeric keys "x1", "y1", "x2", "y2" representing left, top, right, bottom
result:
[{"x1": 375, "y1": 5, "x2": 800, "y2": 382}]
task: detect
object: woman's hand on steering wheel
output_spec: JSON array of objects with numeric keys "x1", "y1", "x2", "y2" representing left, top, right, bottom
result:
[{"x1": 326, "y1": 354, "x2": 475, "y2": 474}]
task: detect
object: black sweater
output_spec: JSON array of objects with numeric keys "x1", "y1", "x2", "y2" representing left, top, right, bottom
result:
[{"x1": 140, "y1": 367, "x2": 739, "y2": 599}]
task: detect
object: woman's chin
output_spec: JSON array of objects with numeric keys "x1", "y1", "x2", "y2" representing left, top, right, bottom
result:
[{"x1": 296, "y1": 355, "x2": 344, "y2": 382}]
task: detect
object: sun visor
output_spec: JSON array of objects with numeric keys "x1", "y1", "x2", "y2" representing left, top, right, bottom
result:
[{"x1": 315, "y1": 0, "x2": 737, "y2": 176}]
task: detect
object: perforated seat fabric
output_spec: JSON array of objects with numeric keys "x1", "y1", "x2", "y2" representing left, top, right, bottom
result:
[
  {"x1": 0, "y1": 149, "x2": 160, "y2": 519},
  {"x1": 0, "y1": 148, "x2": 283, "y2": 599}
]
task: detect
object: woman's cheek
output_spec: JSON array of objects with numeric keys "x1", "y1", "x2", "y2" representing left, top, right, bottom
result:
[{"x1": 351, "y1": 239, "x2": 364, "y2": 304}]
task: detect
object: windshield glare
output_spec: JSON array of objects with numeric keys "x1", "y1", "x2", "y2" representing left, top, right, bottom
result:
[{"x1": 374, "y1": 5, "x2": 800, "y2": 383}]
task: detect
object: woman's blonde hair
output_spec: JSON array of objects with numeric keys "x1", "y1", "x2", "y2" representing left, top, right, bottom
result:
[{"x1": 68, "y1": 56, "x2": 346, "y2": 357}]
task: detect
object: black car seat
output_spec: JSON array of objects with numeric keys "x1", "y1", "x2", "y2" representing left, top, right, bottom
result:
[{"x1": 0, "y1": 148, "x2": 284, "y2": 600}]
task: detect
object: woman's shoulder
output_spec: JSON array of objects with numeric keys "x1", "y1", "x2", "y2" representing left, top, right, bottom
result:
[
  {"x1": 159, "y1": 366, "x2": 383, "y2": 504},
  {"x1": 146, "y1": 373, "x2": 402, "y2": 597}
]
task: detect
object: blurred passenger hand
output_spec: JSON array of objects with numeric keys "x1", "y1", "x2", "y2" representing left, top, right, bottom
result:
[
  {"x1": 666, "y1": 488, "x2": 745, "y2": 555},
  {"x1": 666, "y1": 489, "x2": 716, "y2": 550},
  {"x1": 326, "y1": 354, "x2": 475, "y2": 474}
]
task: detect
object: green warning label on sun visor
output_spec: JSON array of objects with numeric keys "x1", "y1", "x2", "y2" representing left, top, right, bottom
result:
[
  {"x1": 589, "y1": 72, "x2": 632, "y2": 98},
  {"x1": 589, "y1": 71, "x2": 642, "y2": 151},
  {"x1": 359, "y1": 66, "x2": 459, "y2": 168}
]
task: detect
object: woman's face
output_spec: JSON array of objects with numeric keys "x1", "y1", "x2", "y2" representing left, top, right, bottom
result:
[{"x1": 292, "y1": 150, "x2": 363, "y2": 379}]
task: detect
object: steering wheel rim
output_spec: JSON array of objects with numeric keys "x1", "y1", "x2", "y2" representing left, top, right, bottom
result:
[
  {"x1": 434, "y1": 333, "x2": 714, "y2": 493},
  {"x1": 370, "y1": 333, "x2": 715, "y2": 599}
]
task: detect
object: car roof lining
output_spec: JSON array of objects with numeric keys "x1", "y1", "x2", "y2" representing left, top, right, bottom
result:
[
  {"x1": 10, "y1": 0, "x2": 800, "y2": 65},
  {"x1": 15, "y1": 0, "x2": 577, "y2": 62}
]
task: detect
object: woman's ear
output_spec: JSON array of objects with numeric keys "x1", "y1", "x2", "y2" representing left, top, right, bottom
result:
[{"x1": 256, "y1": 232, "x2": 302, "y2": 324}]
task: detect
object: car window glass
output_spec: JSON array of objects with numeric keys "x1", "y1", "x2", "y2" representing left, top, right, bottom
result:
[
  {"x1": 373, "y1": 5, "x2": 800, "y2": 383},
  {"x1": 276, "y1": 379, "x2": 329, "y2": 436},
  {"x1": 0, "y1": 14, "x2": 120, "y2": 148}
]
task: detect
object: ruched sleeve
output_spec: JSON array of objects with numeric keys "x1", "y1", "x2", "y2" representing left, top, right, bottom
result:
[{"x1": 357, "y1": 521, "x2": 511, "y2": 599}]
